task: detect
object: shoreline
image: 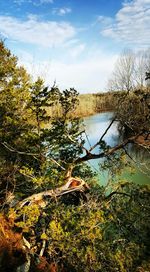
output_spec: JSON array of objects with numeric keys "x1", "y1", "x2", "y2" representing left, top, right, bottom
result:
[{"x1": 73, "y1": 109, "x2": 114, "y2": 119}]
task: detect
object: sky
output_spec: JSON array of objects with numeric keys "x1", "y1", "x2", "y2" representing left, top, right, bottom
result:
[{"x1": 0, "y1": 0, "x2": 150, "y2": 93}]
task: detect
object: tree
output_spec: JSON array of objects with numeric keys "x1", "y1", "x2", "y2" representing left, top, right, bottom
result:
[
  {"x1": 0, "y1": 40, "x2": 86, "y2": 203},
  {"x1": 107, "y1": 48, "x2": 150, "y2": 139},
  {"x1": 0, "y1": 40, "x2": 33, "y2": 201},
  {"x1": 134, "y1": 48, "x2": 150, "y2": 88},
  {"x1": 108, "y1": 49, "x2": 135, "y2": 92},
  {"x1": 114, "y1": 88, "x2": 150, "y2": 138},
  {"x1": 0, "y1": 41, "x2": 150, "y2": 272},
  {"x1": 108, "y1": 48, "x2": 150, "y2": 92}
]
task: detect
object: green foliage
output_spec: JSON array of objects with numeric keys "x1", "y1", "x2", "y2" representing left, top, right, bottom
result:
[
  {"x1": 46, "y1": 201, "x2": 104, "y2": 271},
  {"x1": 0, "y1": 41, "x2": 150, "y2": 272},
  {"x1": 16, "y1": 204, "x2": 40, "y2": 232},
  {"x1": 103, "y1": 183, "x2": 150, "y2": 271},
  {"x1": 0, "y1": 41, "x2": 86, "y2": 201},
  {"x1": 100, "y1": 150, "x2": 133, "y2": 178},
  {"x1": 108, "y1": 48, "x2": 150, "y2": 139},
  {"x1": 0, "y1": 41, "x2": 34, "y2": 198},
  {"x1": 13, "y1": 182, "x2": 150, "y2": 272},
  {"x1": 115, "y1": 89, "x2": 150, "y2": 136}
]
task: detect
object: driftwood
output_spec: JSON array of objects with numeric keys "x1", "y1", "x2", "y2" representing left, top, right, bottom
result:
[{"x1": 17, "y1": 177, "x2": 89, "y2": 209}]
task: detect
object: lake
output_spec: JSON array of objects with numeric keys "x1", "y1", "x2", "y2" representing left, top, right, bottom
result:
[{"x1": 83, "y1": 112, "x2": 150, "y2": 186}]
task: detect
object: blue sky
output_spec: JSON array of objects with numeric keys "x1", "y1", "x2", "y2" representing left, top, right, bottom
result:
[{"x1": 0, "y1": 0, "x2": 150, "y2": 93}]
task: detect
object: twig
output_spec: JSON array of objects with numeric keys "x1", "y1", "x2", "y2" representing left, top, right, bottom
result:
[
  {"x1": 1, "y1": 142, "x2": 39, "y2": 159},
  {"x1": 89, "y1": 117, "x2": 116, "y2": 152},
  {"x1": 123, "y1": 147, "x2": 136, "y2": 162},
  {"x1": 105, "y1": 191, "x2": 131, "y2": 200},
  {"x1": 67, "y1": 134, "x2": 89, "y2": 154},
  {"x1": 48, "y1": 157, "x2": 65, "y2": 170},
  {"x1": 1, "y1": 141, "x2": 65, "y2": 171},
  {"x1": 75, "y1": 133, "x2": 141, "y2": 164},
  {"x1": 39, "y1": 240, "x2": 46, "y2": 257},
  {"x1": 23, "y1": 236, "x2": 31, "y2": 249}
]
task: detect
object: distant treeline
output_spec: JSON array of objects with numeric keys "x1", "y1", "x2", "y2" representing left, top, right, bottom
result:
[
  {"x1": 75, "y1": 92, "x2": 116, "y2": 117},
  {"x1": 48, "y1": 89, "x2": 150, "y2": 119},
  {"x1": 47, "y1": 91, "x2": 119, "y2": 118}
]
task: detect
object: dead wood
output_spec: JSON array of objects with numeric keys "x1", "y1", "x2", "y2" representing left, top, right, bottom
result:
[{"x1": 17, "y1": 177, "x2": 89, "y2": 209}]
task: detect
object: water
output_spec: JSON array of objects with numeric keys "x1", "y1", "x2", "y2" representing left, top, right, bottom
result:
[{"x1": 83, "y1": 112, "x2": 150, "y2": 186}]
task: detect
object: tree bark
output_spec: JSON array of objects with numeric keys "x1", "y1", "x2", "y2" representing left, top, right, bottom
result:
[{"x1": 17, "y1": 177, "x2": 89, "y2": 208}]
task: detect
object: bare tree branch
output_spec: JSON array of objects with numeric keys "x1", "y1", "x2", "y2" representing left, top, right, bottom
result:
[
  {"x1": 105, "y1": 191, "x2": 131, "y2": 200},
  {"x1": 1, "y1": 142, "x2": 39, "y2": 158},
  {"x1": 67, "y1": 134, "x2": 90, "y2": 154},
  {"x1": 15, "y1": 177, "x2": 89, "y2": 209},
  {"x1": 40, "y1": 240, "x2": 46, "y2": 257},
  {"x1": 1, "y1": 141, "x2": 66, "y2": 171},
  {"x1": 89, "y1": 117, "x2": 116, "y2": 152},
  {"x1": 122, "y1": 147, "x2": 136, "y2": 162},
  {"x1": 75, "y1": 134, "x2": 141, "y2": 164}
]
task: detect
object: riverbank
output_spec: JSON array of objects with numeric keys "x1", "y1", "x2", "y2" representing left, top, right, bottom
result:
[
  {"x1": 74, "y1": 92, "x2": 115, "y2": 117},
  {"x1": 83, "y1": 112, "x2": 150, "y2": 186},
  {"x1": 46, "y1": 92, "x2": 116, "y2": 119}
]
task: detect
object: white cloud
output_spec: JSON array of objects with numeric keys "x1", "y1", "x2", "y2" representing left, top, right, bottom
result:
[
  {"x1": 14, "y1": 0, "x2": 53, "y2": 5},
  {"x1": 13, "y1": 0, "x2": 26, "y2": 4},
  {"x1": 69, "y1": 44, "x2": 86, "y2": 58},
  {"x1": 43, "y1": 54, "x2": 118, "y2": 93},
  {"x1": 0, "y1": 15, "x2": 76, "y2": 47},
  {"x1": 40, "y1": 0, "x2": 53, "y2": 3},
  {"x1": 97, "y1": 16, "x2": 113, "y2": 26},
  {"x1": 101, "y1": 0, "x2": 150, "y2": 47},
  {"x1": 18, "y1": 49, "x2": 118, "y2": 93},
  {"x1": 52, "y1": 7, "x2": 72, "y2": 16}
]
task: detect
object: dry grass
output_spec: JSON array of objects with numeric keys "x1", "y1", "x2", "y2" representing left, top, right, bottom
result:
[{"x1": 46, "y1": 92, "x2": 116, "y2": 119}]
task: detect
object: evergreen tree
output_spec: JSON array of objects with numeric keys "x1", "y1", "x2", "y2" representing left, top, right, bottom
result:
[
  {"x1": 0, "y1": 41, "x2": 150, "y2": 272},
  {"x1": 0, "y1": 40, "x2": 85, "y2": 203}
]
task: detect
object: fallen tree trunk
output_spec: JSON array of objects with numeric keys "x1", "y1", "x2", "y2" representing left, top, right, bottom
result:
[
  {"x1": 1, "y1": 177, "x2": 89, "y2": 272},
  {"x1": 17, "y1": 177, "x2": 89, "y2": 209}
]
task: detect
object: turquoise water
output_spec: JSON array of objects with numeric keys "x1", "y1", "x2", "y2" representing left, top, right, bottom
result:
[{"x1": 83, "y1": 112, "x2": 150, "y2": 186}]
